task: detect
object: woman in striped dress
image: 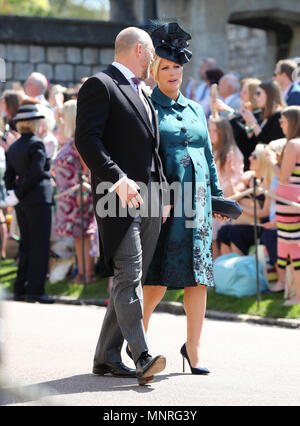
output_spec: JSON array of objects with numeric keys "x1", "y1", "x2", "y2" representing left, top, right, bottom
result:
[{"x1": 266, "y1": 106, "x2": 300, "y2": 305}]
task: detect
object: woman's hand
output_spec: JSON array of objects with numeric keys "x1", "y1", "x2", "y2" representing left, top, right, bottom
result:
[
  {"x1": 264, "y1": 146, "x2": 278, "y2": 166},
  {"x1": 5, "y1": 190, "x2": 19, "y2": 207},
  {"x1": 215, "y1": 99, "x2": 234, "y2": 115},
  {"x1": 162, "y1": 204, "x2": 173, "y2": 224},
  {"x1": 262, "y1": 220, "x2": 276, "y2": 229},
  {"x1": 213, "y1": 213, "x2": 230, "y2": 221},
  {"x1": 76, "y1": 192, "x2": 89, "y2": 207},
  {"x1": 240, "y1": 106, "x2": 256, "y2": 127},
  {"x1": 225, "y1": 149, "x2": 235, "y2": 175},
  {"x1": 0, "y1": 130, "x2": 20, "y2": 151},
  {"x1": 54, "y1": 92, "x2": 64, "y2": 113}
]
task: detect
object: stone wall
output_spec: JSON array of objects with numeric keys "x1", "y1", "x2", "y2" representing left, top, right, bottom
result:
[
  {"x1": 0, "y1": 43, "x2": 116, "y2": 87},
  {"x1": 0, "y1": 15, "x2": 125, "y2": 88},
  {"x1": 227, "y1": 24, "x2": 269, "y2": 79},
  {"x1": 0, "y1": 12, "x2": 292, "y2": 90}
]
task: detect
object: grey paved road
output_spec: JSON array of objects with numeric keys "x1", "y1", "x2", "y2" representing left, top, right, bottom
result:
[{"x1": 0, "y1": 301, "x2": 299, "y2": 406}]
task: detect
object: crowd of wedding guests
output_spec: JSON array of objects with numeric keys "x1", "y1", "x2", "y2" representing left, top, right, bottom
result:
[
  {"x1": 185, "y1": 57, "x2": 300, "y2": 305},
  {"x1": 1, "y1": 55, "x2": 300, "y2": 305},
  {"x1": 0, "y1": 72, "x2": 100, "y2": 301}
]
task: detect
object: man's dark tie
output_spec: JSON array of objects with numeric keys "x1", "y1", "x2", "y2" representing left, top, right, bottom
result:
[
  {"x1": 131, "y1": 76, "x2": 153, "y2": 130},
  {"x1": 131, "y1": 77, "x2": 141, "y2": 90}
]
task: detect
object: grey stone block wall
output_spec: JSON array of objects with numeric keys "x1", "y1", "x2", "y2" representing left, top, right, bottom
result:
[
  {"x1": 29, "y1": 45, "x2": 45, "y2": 63},
  {"x1": 0, "y1": 15, "x2": 270, "y2": 89},
  {"x1": 66, "y1": 47, "x2": 82, "y2": 64},
  {"x1": 0, "y1": 43, "x2": 115, "y2": 88},
  {"x1": 0, "y1": 27, "x2": 268, "y2": 89},
  {"x1": 0, "y1": 15, "x2": 124, "y2": 89},
  {"x1": 227, "y1": 24, "x2": 269, "y2": 80}
]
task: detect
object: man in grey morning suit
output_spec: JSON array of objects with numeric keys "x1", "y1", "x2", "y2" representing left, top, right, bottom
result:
[{"x1": 75, "y1": 27, "x2": 167, "y2": 385}]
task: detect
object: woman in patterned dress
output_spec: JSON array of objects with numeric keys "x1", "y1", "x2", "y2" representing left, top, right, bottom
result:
[
  {"x1": 52, "y1": 100, "x2": 96, "y2": 283},
  {"x1": 142, "y1": 23, "x2": 226, "y2": 374},
  {"x1": 266, "y1": 106, "x2": 300, "y2": 305}
]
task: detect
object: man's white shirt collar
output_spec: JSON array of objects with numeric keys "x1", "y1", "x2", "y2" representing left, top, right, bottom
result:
[
  {"x1": 112, "y1": 62, "x2": 137, "y2": 91},
  {"x1": 225, "y1": 93, "x2": 237, "y2": 104}
]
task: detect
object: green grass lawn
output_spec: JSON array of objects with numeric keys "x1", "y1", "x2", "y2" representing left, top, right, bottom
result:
[{"x1": 1, "y1": 259, "x2": 300, "y2": 320}]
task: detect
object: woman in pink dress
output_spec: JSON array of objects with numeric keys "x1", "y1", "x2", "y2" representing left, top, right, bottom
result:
[
  {"x1": 208, "y1": 115, "x2": 244, "y2": 258},
  {"x1": 52, "y1": 100, "x2": 96, "y2": 283}
]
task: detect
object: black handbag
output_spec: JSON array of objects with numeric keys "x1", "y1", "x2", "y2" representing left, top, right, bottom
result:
[{"x1": 211, "y1": 196, "x2": 243, "y2": 220}]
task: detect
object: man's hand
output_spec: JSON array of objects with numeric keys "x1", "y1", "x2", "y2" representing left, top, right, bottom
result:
[
  {"x1": 116, "y1": 178, "x2": 144, "y2": 209},
  {"x1": 162, "y1": 204, "x2": 173, "y2": 224}
]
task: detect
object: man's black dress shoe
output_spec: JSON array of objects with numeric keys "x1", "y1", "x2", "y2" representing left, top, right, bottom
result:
[
  {"x1": 25, "y1": 295, "x2": 55, "y2": 304},
  {"x1": 136, "y1": 353, "x2": 166, "y2": 385},
  {"x1": 93, "y1": 361, "x2": 136, "y2": 377}
]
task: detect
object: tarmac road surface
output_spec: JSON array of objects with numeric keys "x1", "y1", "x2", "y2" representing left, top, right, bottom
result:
[{"x1": 0, "y1": 301, "x2": 299, "y2": 406}]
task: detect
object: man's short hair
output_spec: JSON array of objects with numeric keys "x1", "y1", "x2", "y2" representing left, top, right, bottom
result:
[
  {"x1": 223, "y1": 73, "x2": 240, "y2": 92},
  {"x1": 277, "y1": 59, "x2": 298, "y2": 81}
]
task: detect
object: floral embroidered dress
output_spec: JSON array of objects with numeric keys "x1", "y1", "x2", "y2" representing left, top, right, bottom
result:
[
  {"x1": 52, "y1": 138, "x2": 96, "y2": 238},
  {"x1": 144, "y1": 87, "x2": 223, "y2": 288}
]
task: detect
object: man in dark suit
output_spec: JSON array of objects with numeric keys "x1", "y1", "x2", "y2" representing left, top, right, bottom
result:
[
  {"x1": 273, "y1": 59, "x2": 300, "y2": 106},
  {"x1": 75, "y1": 27, "x2": 167, "y2": 385}
]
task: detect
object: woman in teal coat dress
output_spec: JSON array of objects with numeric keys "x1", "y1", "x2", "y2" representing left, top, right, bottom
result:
[{"x1": 142, "y1": 23, "x2": 226, "y2": 374}]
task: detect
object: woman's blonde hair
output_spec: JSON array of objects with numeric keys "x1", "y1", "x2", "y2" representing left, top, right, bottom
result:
[
  {"x1": 150, "y1": 54, "x2": 163, "y2": 83},
  {"x1": 253, "y1": 143, "x2": 274, "y2": 188},
  {"x1": 241, "y1": 78, "x2": 261, "y2": 111},
  {"x1": 281, "y1": 105, "x2": 300, "y2": 141},
  {"x1": 62, "y1": 99, "x2": 77, "y2": 139},
  {"x1": 16, "y1": 119, "x2": 39, "y2": 134},
  {"x1": 268, "y1": 138, "x2": 287, "y2": 153},
  {"x1": 268, "y1": 138, "x2": 287, "y2": 167}
]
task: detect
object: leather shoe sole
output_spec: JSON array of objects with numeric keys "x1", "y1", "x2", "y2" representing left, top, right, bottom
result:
[
  {"x1": 138, "y1": 375, "x2": 154, "y2": 386},
  {"x1": 137, "y1": 355, "x2": 166, "y2": 381}
]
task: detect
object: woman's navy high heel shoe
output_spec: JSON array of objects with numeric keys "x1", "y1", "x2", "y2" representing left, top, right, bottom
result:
[
  {"x1": 126, "y1": 344, "x2": 133, "y2": 360},
  {"x1": 180, "y1": 343, "x2": 210, "y2": 375}
]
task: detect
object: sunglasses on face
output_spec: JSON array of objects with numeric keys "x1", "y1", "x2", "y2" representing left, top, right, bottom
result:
[
  {"x1": 250, "y1": 154, "x2": 257, "y2": 160},
  {"x1": 255, "y1": 91, "x2": 262, "y2": 97}
]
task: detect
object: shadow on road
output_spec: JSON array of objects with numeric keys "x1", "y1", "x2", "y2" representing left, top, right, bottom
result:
[{"x1": 0, "y1": 372, "x2": 182, "y2": 405}]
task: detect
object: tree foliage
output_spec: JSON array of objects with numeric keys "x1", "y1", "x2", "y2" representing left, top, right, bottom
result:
[
  {"x1": 0, "y1": 0, "x2": 51, "y2": 16},
  {"x1": 0, "y1": 0, "x2": 109, "y2": 20}
]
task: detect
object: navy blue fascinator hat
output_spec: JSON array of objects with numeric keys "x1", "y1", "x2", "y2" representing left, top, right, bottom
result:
[{"x1": 150, "y1": 22, "x2": 192, "y2": 65}]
